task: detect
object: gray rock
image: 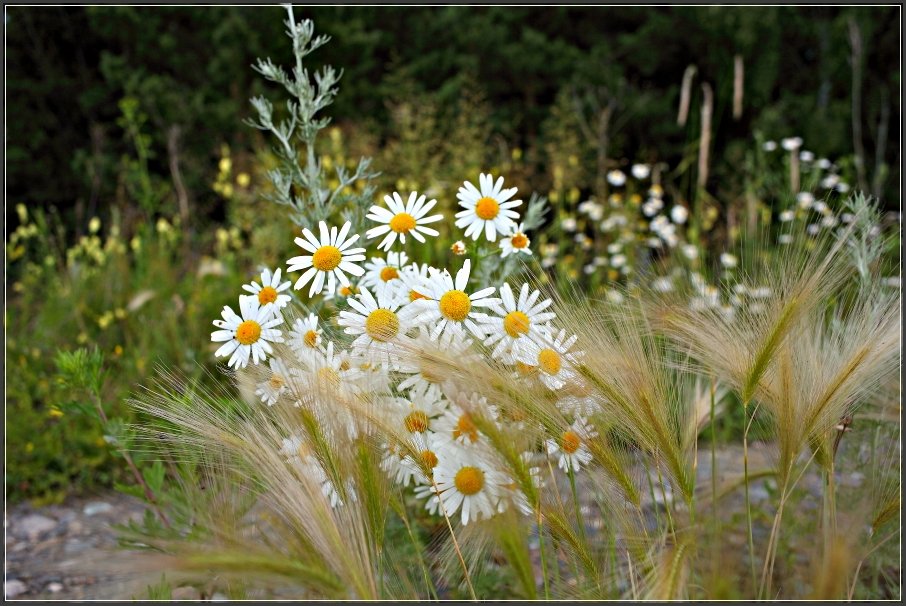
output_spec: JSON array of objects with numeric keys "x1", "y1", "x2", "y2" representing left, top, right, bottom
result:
[
  {"x1": 46, "y1": 582, "x2": 64, "y2": 593},
  {"x1": 5, "y1": 579, "x2": 27, "y2": 598},
  {"x1": 172, "y1": 586, "x2": 200, "y2": 600},
  {"x1": 18, "y1": 514, "x2": 56, "y2": 539},
  {"x1": 83, "y1": 502, "x2": 114, "y2": 516}
]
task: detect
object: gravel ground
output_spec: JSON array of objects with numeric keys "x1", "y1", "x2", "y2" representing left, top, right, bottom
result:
[{"x1": 4, "y1": 442, "x2": 867, "y2": 601}]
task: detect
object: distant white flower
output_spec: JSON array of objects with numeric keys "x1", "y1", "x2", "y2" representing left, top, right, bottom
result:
[
  {"x1": 211, "y1": 295, "x2": 284, "y2": 369},
  {"x1": 781, "y1": 137, "x2": 803, "y2": 151},
  {"x1": 836, "y1": 182, "x2": 850, "y2": 194},
  {"x1": 455, "y1": 173, "x2": 522, "y2": 242},
  {"x1": 682, "y1": 244, "x2": 699, "y2": 260},
  {"x1": 817, "y1": 158, "x2": 832, "y2": 170},
  {"x1": 450, "y1": 241, "x2": 467, "y2": 256},
  {"x1": 652, "y1": 277, "x2": 674, "y2": 292},
  {"x1": 797, "y1": 192, "x2": 815, "y2": 209},
  {"x1": 607, "y1": 170, "x2": 627, "y2": 187},
  {"x1": 720, "y1": 253, "x2": 738, "y2": 269},
  {"x1": 642, "y1": 198, "x2": 664, "y2": 217},
  {"x1": 778, "y1": 233, "x2": 794, "y2": 244},
  {"x1": 610, "y1": 254, "x2": 627, "y2": 268},
  {"x1": 799, "y1": 150, "x2": 815, "y2": 162},
  {"x1": 242, "y1": 267, "x2": 292, "y2": 310},
  {"x1": 561, "y1": 216, "x2": 577, "y2": 232},
  {"x1": 286, "y1": 221, "x2": 366, "y2": 297},
  {"x1": 779, "y1": 210, "x2": 795, "y2": 222},
  {"x1": 670, "y1": 205, "x2": 689, "y2": 224},
  {"x1": 631, "y1": 164, "x2": 651, "y2": 180},
  {"x1": 762, "y1": 140, "x2": 778, "y2": 152},
  {"x1": 366, "y1": 191, "x2": 443, "y2": 251}
]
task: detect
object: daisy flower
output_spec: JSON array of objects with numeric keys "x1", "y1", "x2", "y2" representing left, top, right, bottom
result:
[
  {"x1": 396, "y1": 262, "x2": 435, "y2": 303},
  {"x1": 399, "y1": 431, "x2": 448, "y2": 486},
  {"x1": 366, "y1": 191, "x2": 443, "y2": 251},
  {"x1": 242, "y1": 267, "x2": 292, "y2": 310},
  {"x1": 386, "y1": 383, "x2": 448, "y2": 436},
  {"x1": 607, "y1": 169, "x2": 627, "y2": 187},
  {"x1": 286, "y1": 221, "x2": 366, "y2": 297},
  {"x1": 499, "y1": 223, "x2": 532, "y2": 258},
  {"x1": 287, "y1": 313, "x2": 323, "y2": 356},
  {"x1": 255, "y1": 356, "x2": 292, "y2": 406},
  {"x1": 516, "y1": 328, "x2": 582, "y2": 391},
  {"x1": 545, "y1": 417, "x2": 597, "y2": 473},
  {"x1": 337, "y1": 284, "x2": 411, "y2": 367},
  {"x1": 481, "y1": 283, "x2": 555, "y2": 363},
  {"x1": 455, "y1": 173, "x2": 522, "y2": 242},
  {"x1": 405, "y1": 259, "x2": 502, "y2": 341},
  {"x1": 211, "y1": 295, "x2": 284, "y2": 369},
  {"x1": 432, "y1": 447, "x2": 508, "y2": 525},
  {"x1": 433, "y1": 388, "x2": 496, "y2": 449},
  {"x1": 361, "y1": 251, "x2": 409, "y2": 290}
]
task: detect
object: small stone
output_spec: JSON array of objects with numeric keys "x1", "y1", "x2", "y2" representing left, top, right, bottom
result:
[
  {"x1": 46, "y1": 582, "x2": 64, "y2": 593},
  {"x1": 18, "y1": 514, "x2": 57, "y2": 539},
  {"x1": 172, "y1": 586, "x2": 199, "y2": 600},
  {"x1": 5, "y1": 579, "x2": 27, "y2": 598},
  {"x1": 83, "y1": 501, "x2": 114, "y2": 516}
]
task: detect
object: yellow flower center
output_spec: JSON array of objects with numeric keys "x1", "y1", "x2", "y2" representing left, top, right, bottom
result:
[
  {"x1": 258, "y1": 286, "x2": 279, "y2": 305},
  {"x1": 236, "y1": 320, "x2": 261, "y2": 345},
  {"x1": 560, "y1": 430, "x2": 581, "y2": 454},
  {"x1": 410, "y1": 289, "x2": 428, "y2": 302},
  {"x1": 453, "y1": 413, "x2": 479, "y2": 443},
  {"x1": 380, "y1": 266, "x2": 400, "y2": 282},
  {"x1": 269, "y1": 374, "x2": 286, "y2": 390},
  {"x1": 503, "y1": 311, "x2": 530, "y2": 337},
  {"x1": 389, "y1": 212, "x2": 417, "y2": 233},
  {"x1": 304, "y1": 330, "x2": 319, "y2": 348},
  {"x1": 439, "y1": 290, "x2": 471, "y2": 322},
  {"x1": 510, "y1": 233, "x2": 529, "y2": 249},
  {"x1": 538, "y1": 348, "x2": 561, "y2": 375},
  {"x1": 339, "y1": 285, "x2": 355, "y2": 297},
  {"x1": 420, "y1": 449, "x2": 438, "y2": 471},
  {"x1": 365, "y1": 308, "x2": 400, "y2": 342},
  {"x1": 475, "y1": 197, "x2": 500, "y2": 220},
  {"x1": 404, "y1": 410, "x2": 430, "y2": 433},
  {"x1": 312, "y1": 245, "x2": 342, "y2": 271},
  {"x1": 454, "y1": 466, "x2": 485, "y2": 495}
]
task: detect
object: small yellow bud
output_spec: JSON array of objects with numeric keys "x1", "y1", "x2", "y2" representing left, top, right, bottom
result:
[
  {"x1": 219, "y1": 157, "x2": 232, "y2": 173},
  {"x1": 89, "y1": 217, "x2": 101, "y2": 234},
  {"x1": 236, "y1": 172, "x2": 250, "y2": 188},
  {"x1": 16, "y1": 204, "x2": 28, "y2": 223}
]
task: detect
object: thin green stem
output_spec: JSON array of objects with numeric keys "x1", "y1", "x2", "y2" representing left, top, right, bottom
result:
[
  {"x1": 743, "y1": 400, "x2": 758, "y2": 593},
  {"x1": 537, "y1": 507, "x2": 551, "y2": 600}
]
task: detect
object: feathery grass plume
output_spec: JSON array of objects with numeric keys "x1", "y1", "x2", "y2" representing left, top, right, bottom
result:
[
  {"x1": 127, "y1": 366, "x2": 424, "y2": 599},
  {"x1": 650, "y1": 217, "x2": 857, "y2": 407},
  {"x1": 754, "y1": 285, "x2": 899, "y2": 482}
]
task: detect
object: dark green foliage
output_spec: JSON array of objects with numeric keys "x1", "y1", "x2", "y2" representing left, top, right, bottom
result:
[{"x1": 5, "y1": 5, "x2": 900, "y2": 238}]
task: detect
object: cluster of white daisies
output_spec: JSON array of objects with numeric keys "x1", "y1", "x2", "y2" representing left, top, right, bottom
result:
[{"x1": 210, "y1": 174, "x2": 598, "y2": 525}]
